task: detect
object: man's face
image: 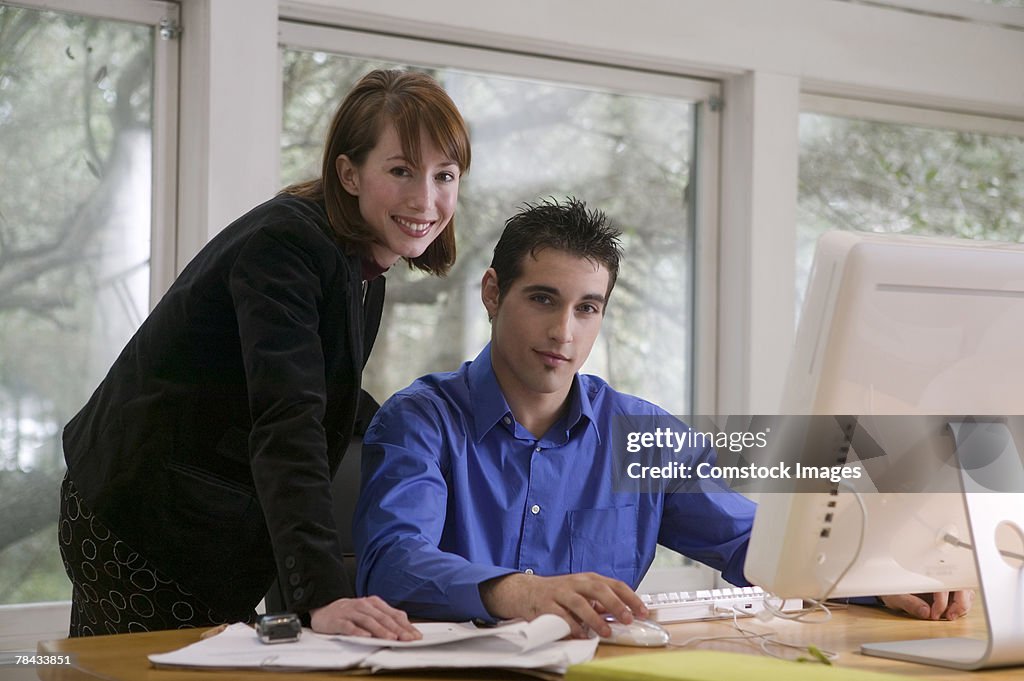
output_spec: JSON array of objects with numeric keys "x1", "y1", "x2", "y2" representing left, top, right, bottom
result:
[{"x1": 482, "y1": 247, "x2": 610, "y2": 406}]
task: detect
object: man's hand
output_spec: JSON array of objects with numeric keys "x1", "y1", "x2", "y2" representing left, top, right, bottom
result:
[
  {"x1": 309, "y1": 596, "x2": 421, "y2": 640},
  {"x1": 880, "y1": 591, "x2": 974, "y2": 620},
  {"x1": 479, "y1": 572, "x2": 648, "y2": 638}
]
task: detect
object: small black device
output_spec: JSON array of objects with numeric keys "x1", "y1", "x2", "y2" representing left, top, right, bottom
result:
[{"x1": 256, "y1": 613, "x2": 302, "y2": 644}]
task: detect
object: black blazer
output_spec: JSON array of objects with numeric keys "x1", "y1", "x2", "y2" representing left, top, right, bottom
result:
[{"x1": 63, "y1": 195, "x2": 385, "y2": 620}]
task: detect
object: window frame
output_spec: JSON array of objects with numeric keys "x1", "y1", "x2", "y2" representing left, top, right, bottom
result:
[
  {"x1": 277, "y1": 20, "x2": 724, "y2": 416},
  {"x1": 0, "y1": 0, "x2": 180, "y2": 647},
  {"x1": 790, "y1": 91, "x2": 1024, "y2": 346},
  {"x1": 5, "y1": 0, "x2": 181, "y2": 304},
  {"x1": 278, "y1": 20, "x2": 725, "y2": 590},
  {"x1": 802, "y1": 93, "x2": 1024, "y2": 138}
]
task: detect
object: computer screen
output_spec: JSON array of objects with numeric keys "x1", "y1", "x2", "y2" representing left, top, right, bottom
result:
[{"x1": 743, "y1": 230, "x2": 1024, "y2": 670}]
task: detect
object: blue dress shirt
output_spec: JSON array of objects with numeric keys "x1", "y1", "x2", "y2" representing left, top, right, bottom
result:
[{"x1": 354, "y1": 344, "x2": 756, "y2": 621}]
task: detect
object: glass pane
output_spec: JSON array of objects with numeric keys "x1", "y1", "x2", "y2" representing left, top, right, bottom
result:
[
  {"x1": 0, "y1": 6, "x2": 153, "y2": 604},
  {"x1": 281, "y1": 51, "x2": 696, "y2": 416},
  {"x1": 797, "y1": 113, "x2": 1024, "y2": 312},
  {"x1": 282, "y1": 49, "x2": 705, "y2": 583}
]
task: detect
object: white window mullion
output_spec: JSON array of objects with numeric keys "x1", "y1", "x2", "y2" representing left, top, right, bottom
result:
[
  {"x1": 802, "y1": 93, "x2": 1024, "y2": 138},
  {"x1": 2, "y1": 0, "x2": 175, "y2": 25},
  {"x1": 277, "y1": 22, "x2": 719, "y2": 103},
  {"x1": 150, "y1": 2, "x2": 180, "y2": 304}
]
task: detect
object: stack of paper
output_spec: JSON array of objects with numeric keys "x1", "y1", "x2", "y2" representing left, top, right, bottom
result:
[{"x1": 149, "y1": 614, "x2": 597, "y2": 675}]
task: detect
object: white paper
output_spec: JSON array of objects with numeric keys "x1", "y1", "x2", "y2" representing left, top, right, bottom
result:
[
  {"x1": 148, "y1": 615, "x2": 594, "y2": 674},
  {"x1": 148, "y1": 622, "x2": 372, "y2": 670},
  {"x1": 333, "y1": 613, "x2": 570, "y2": 650},
  {"x1": 363, "y1": 637, "x2": 598, "y2": 674}
]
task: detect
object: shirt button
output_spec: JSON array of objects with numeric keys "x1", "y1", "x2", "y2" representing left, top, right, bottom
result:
[
  {"x1": 524, "y1": 568, "x2": 535, "y2": 575},
  {"x1": 284, "y1": 556, "x2": 295, "y2": 569},
  {"x1": 530, "y1": 504, "x2": 541, "y2": 515},
  {"x1": 503, "y1": 416, "x2": 511, "y2": 425},
  {"x1": 289, "y1": 573, "x2": 300, "y2": 586},
  {"x1": 535, "y1": 446, "x2": 542, "y2": 452},
  {"x1": 292, "y1": 587, "x2": 304, "y2": 601}
]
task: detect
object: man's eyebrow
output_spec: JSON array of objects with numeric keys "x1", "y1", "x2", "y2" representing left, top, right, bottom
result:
[
  {"x1": 521, "y1": 284, "x2": 559, "y2": 296},
  {"x1": 521, "y1": 284, "x2": 606, "y2": 305}
]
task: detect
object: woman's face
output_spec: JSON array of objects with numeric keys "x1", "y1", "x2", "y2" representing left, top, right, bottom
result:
[{"x1": 336, "y1": 122, "x2": 461, "y2": 268}]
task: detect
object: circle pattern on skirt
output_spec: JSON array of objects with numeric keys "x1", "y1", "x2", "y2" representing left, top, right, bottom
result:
[{"x1": 58, "y1": 475, "x2": 254, "y2": 637}]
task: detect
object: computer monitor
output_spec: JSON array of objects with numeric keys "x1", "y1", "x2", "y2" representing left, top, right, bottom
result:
[{"x1": 743, "y1": 230, "x2": 1024, "y2": 670}]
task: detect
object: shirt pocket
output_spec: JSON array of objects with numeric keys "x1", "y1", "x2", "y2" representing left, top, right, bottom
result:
[{"x1": 568, "y1": 506, "x2": 639, "y2": 587}]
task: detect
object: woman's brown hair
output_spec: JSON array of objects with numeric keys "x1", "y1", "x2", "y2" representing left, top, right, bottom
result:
[{"x1": 282, "y1": 69, "x2": 471, "y2": 276}]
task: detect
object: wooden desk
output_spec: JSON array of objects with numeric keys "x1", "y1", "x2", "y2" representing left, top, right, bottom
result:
[{"x1": 35, "y1": 606, "x2": 1018, "y2": 680}]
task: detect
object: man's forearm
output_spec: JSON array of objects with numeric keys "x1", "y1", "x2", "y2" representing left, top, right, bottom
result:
[
  {"x1": 360, "y1": 540, "x2": 517, "y2": 621},
  {"x1": 478, "y1": 573, "x2": 534, "y2": 620}
]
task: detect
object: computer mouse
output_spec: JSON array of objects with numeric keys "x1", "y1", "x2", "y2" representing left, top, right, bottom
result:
[{"x1": 598, "y1": 615, "x2": 670, "y2": 647}]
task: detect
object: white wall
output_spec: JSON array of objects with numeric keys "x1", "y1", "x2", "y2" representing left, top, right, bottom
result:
[
  {"x1": 280, "y1": 0, "x2": 1024, "y2": 116},
  {"x1": 178, "y1": 0, "x2": 280, "y2": 267}
]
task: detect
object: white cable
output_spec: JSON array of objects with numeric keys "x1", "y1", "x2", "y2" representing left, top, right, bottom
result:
[
  {"x1": 944, "y1": 533, "x2": 1024, "y2": 562},
  {"x1": 758, "y1": 482, "x2": 868, "y2": 622},
  {"x1": 667, "y1": 606, "x2": 839, "y2": 663}
]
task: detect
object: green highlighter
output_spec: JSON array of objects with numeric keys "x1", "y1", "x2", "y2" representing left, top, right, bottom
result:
[{"x1": 566, "y1": 651, "x2": 909, "y2": 681}]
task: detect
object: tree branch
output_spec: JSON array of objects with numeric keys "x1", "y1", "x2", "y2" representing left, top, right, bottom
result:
[{"x1": 0, "y1": 468, "x2": 63, "y2": 552}]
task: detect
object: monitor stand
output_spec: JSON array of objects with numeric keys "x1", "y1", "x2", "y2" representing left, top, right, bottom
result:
[{"x1": 861, "y1": 420, "x2": 1024, "y2": 670}]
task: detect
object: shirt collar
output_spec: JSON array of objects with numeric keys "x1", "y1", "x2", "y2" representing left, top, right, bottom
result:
[
  {"x1": 467, "y1": 343, "x2": 598, "y2": 443},
  {"x1": 361, "y1": 257, "x2": 389, "y2": 281}
]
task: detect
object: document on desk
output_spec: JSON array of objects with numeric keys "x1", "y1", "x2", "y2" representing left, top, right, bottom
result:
[
  {"x1": 359, "y1": 617, "x2": 597, "y2": 673},
  {"x1": 149, "y1": 614, "x2": 597, "y2": 675},
  {"x1": 149, "y1": 623, "x2": 373, "y2": 670}
]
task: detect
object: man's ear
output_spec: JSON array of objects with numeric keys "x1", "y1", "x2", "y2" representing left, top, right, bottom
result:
[
  {"x1": 481, "y1": 268, "x2": 501, "y2": 320},
  {"x1": 336, "y1": 155, "x2": 359, "y2": 195}
]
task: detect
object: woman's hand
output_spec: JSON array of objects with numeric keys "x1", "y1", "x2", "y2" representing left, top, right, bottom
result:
[{"x1": 309, "y1": 596, "x2": 421, "y2": 640}]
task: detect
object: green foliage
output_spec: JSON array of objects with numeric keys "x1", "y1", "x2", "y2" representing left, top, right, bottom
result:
[
  {"x1": 797, "y1": 113, "x2": 1024, "y2": 303},
  {"x1": 0, "y1": 524, "x2": 70, "y2": 604},
  {"x1": 0, "y1": 5, "x2": 152, "y2": 604}
]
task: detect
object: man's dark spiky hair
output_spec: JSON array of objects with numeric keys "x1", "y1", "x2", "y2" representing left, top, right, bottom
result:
[{"x1": 489, "y1": 196, "x2": 623, "y2": 302}]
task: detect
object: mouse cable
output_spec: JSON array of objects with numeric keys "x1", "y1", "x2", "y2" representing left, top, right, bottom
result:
[{"x1": 667, "y1": 606, "x2": 839, "y2": 663}]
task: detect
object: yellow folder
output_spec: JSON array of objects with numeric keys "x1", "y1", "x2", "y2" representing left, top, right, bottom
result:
[{"x1": 566, "y1": 650, "x2": 909, "y2": 681}]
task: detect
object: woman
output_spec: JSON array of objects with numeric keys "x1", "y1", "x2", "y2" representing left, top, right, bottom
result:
[{"x1": 58, "y1": 70, "x2": 470, "y2": 638}]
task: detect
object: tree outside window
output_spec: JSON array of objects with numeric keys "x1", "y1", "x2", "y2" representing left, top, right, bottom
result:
[{"x1": 0, "y1": 6, "x2": 154, "y2": 604}]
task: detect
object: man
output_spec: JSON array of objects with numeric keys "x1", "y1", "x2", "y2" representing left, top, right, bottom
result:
[{"x1": 354, "y1": 198, "x2": 971, "y2": 638}]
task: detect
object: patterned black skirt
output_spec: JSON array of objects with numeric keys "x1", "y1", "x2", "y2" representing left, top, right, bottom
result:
[{"x1": 58, "y1": 473, "x2": 256, "y2": 637}]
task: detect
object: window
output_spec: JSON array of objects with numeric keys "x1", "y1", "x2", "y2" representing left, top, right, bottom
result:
[
  {"x1": 0, "y1": 0, "x2": 177, "y2": 621},
  {"x1": 797, "y1": 97, "x2": 1024, "y2": 310},
  {"x1": 279, "y1": 24, "x2": 720, "y2": 580},
  {"x1": 279, "y1": 25, "x2": 720, "y2": 418}
]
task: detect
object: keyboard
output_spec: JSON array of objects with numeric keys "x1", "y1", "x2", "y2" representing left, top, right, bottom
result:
[{"x1": 639, "y1": 586, "x2": 803, "y2": 624}]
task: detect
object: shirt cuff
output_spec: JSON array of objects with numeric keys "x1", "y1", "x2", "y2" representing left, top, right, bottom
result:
[
  {"x1": 837, "y1": 595, "x2": 884, "y2": 606},
  {"x1": 447, "y1": 564, "x2": 519, "y2": 622}
]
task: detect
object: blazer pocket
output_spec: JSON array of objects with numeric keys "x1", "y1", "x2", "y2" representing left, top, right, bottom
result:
[
  {"x1": 568, "y1": 506, "x2": 640, "y2": 586},
  {"x1": 165, "y1": 461, "x2": 255, "y2": 523}
]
